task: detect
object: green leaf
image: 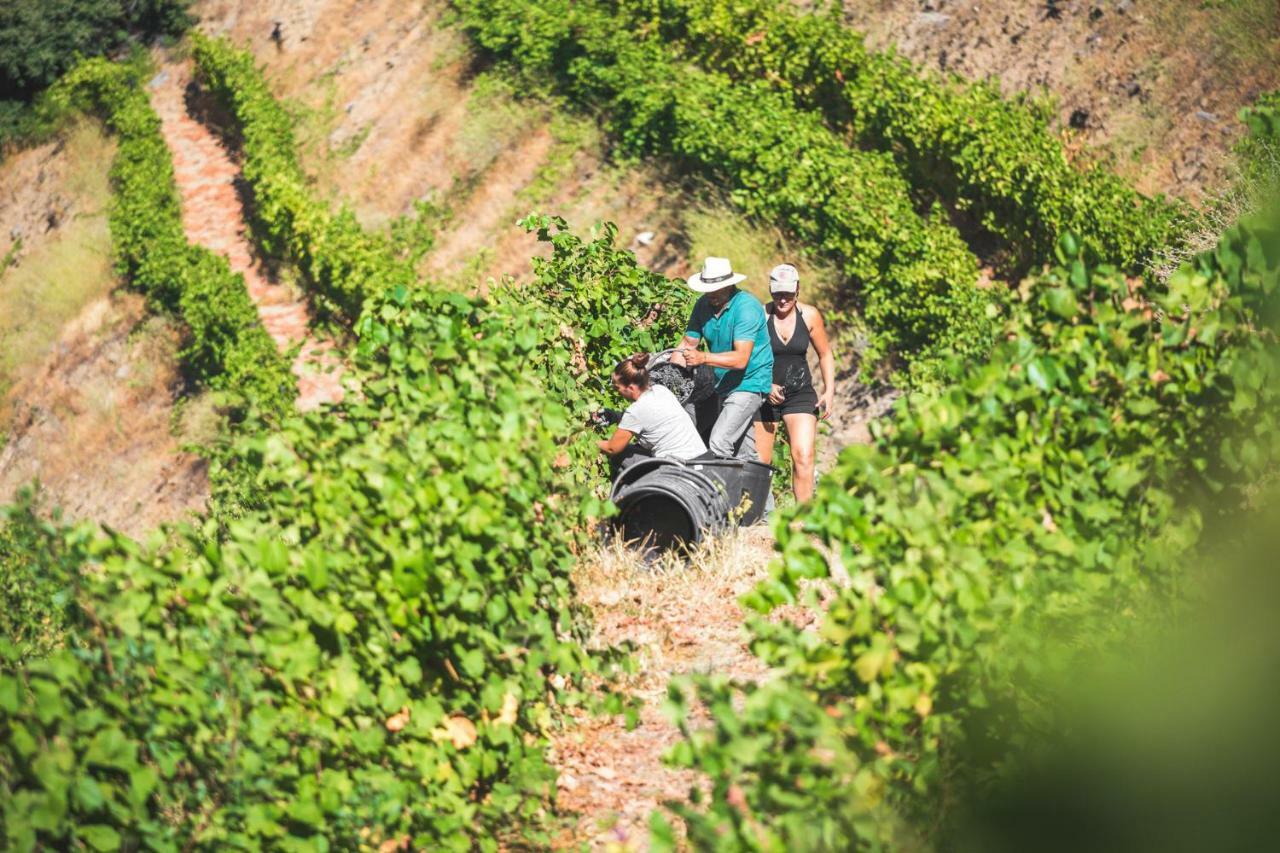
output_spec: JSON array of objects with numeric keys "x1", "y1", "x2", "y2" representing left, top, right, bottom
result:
[
  {"x1": 83, "y1": 728, "x2": 132, "y2": 771},
  {"x1": 1044, "y1": 287, "x2": 1079, "y2": 320},
  {"x1": 649, "y1": 812, "x2": 678, "y2": 852},
  {"x1": 78, "y1": 825, "x2": 121, "y2": 852},
  {"x1": 853, "y1": 640, "x2": 895, "y2": 684},
  {"x1": 459, "y1": 648, "x2": 486, "y2": 679},
  {"x1": 1104, "y1": 463, "x2": 1144, "y2": 496},
  {"x1": 74, "y1": 774, "x2": 106, "y2": 811},
  {"x1": 0, "y1": 675, "x2": 19, "y2": 713}
]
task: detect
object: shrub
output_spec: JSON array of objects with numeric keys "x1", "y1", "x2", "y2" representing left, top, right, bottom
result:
[
  {"x1": 612, "y1": 0, "x2": 1188, "y2": 275},
  {"x1": 0, "y1": 0, "x2": 189, "y2": 101},
  {"x1": 0, "y1": 235, "x2": 638, "y2": 848},
  {"x1": 0, "y1": 0, "x2": 190, "y2": 150},
  {"x1": 496, "y1": 215, "x2": 695, "y2": 485},
  {"x1": 453, "y1": 0, "x2": 994, "y2": 386},
  {"x1": 658, "y1": 209, "x2": 1280, "y2": 846},
  {"x1": 0, "y1": 493, "x2": 92, "y2": 663}
]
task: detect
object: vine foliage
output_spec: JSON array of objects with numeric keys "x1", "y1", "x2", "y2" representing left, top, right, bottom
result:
[
  {"x1": 192, "y1": 35, "x2": 414, "y2": 322},
  {"x1": 611, "y1": 0, "x2": 1188, "y2": 275},
  {"x1": 45, "y1": 57, "x2": 294, "y2": 420},
  {"x1": 657, "y1": 212, "x2": 1280, "y2": 848},
  {"x1": 454, "y1": 0, "x2": 996, "y2": 386},
  {"x1": 2, "y1": 52, "x2": 661, "y2": 850}
]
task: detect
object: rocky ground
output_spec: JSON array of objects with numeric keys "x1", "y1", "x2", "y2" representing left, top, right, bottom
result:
[
  {"x1": 841, "y1": 0, "x2": 1280, "y2": 201},
  {"x1": 0, "y1": 293, "x2": 209, "y2": 537},
  {"x1": 553, "y1": 526, "x2": 824, "y2": 848}
]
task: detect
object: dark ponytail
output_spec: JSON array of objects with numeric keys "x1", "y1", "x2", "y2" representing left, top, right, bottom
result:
[{"x1": 612, "y1": 352, "x2": 651, "y2": 390}]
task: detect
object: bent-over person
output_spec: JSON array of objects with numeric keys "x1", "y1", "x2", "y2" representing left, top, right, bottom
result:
[{"x1": 598, "y1": 353, "x2": 707, "y2": 473}]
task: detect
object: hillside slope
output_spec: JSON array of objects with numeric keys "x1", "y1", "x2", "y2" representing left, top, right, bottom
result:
[
  {"x1": 193, "y1": 0, "x2": 698, "y2": 287},
  {"x1": 2, "y1": 0, "x2": 1272, "y2": 529},
  {"x1": 0, "y1": 0, "x2": 823, "y2": 526},
  {"x1": 0, "y1": 2, "x2": 1276, "y2": 849},
  {"x1": 841, "y1": 0, "x2": 1280, "y2": 201}
]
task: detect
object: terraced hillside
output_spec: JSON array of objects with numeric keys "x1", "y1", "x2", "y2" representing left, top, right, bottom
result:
[
  {"x1": 840, "y1": 0, "x2": 1279, "y2": 201},
  {"x1": 1, "y1": 0, "x2": 818, "y2": 524},
  {"x1": 0, "y1": 0, "x2": 1277, "y2": 850}
]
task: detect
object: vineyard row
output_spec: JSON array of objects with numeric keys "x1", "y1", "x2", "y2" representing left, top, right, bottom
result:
[
  {"x1": 454, "y1": 0, "x2": 998, "y2": 385},
  {"x1": 49, "y1": 57, "x2": 295, "y2": 422},
  {"x1": 1, "y1": 41, "x2": 704, "y2": 850},
  {"x1": 607, "y1": 0, "x2": 1188, "y2": 274},
  {"x1": 656, "y1": 174, "x2": 1280, "y2": 844}
]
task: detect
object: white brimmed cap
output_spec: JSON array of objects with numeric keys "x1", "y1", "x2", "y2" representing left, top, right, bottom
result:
[
  {"x1": 687, "y1": 256, "x2": 747, "y2": 293},
  {"x1": 769, "y1": 264, "x2": 800, "y2": 293}
]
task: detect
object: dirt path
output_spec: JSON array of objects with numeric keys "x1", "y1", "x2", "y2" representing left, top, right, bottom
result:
[
  {"x1": 551, "y1": 376, "x2": 886, "y2": 848},
  {"x1": 553, "y1": 528, "x2": 822, "y2": 848},
  {"x1": 149, "y1": 63, "x2": 343, "y2": 412}
]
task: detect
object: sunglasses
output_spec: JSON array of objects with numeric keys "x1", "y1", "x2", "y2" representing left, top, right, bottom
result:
[{"x1": 772, "y1": 291, "x2": 797, "y2": 301}]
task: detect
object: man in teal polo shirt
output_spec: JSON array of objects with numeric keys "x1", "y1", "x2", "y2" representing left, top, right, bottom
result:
[{"x1": 672, "y1": 256, "x2": 774, "y2": 461}]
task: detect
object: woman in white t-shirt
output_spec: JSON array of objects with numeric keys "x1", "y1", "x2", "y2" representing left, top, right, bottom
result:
[{"x1": 597, "y1": 353, "x2": 707, "y2": 463}]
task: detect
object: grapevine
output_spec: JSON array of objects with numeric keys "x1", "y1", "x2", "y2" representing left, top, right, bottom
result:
[
  {"x1": 45, "y1": 57, "x2": 294, "y2": 421},
  {"x1": 611, "y1": 0, "x2": 1190, "y2": 275},
  {"x1": 453, "y1": 0, "x2": 995, "y2": 386}
]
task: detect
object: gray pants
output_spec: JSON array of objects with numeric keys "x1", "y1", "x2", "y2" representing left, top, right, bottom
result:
[{"x1": 708, "y1": 391, "x2": 763, "y2": 461}]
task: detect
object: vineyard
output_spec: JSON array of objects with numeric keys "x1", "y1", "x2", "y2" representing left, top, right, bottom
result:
[{"x1": 2, "y1": 0, "x2": 1279, "y2": 849}]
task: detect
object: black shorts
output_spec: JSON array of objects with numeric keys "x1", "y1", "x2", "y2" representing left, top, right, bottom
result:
[{"x1": 756, "y1": 388, "x2": 819, "y2": 423}]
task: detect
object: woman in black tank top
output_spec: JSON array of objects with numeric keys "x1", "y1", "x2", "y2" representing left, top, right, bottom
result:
[{"x1": 752, "y1": 264, "x2": 836, "y2": 502}]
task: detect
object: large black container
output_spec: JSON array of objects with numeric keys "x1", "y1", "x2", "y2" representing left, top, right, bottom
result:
[
  {"x1": 686, "y1": 458, "x2": 773, "y2": 526},
  {"x1": 609, "y1": 457, "x2": 772, "y2": 550}
]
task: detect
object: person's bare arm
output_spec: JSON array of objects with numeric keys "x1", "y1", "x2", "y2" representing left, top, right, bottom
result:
[
  {"x1": 671, "y1": 334, "x2": 701, "y2": 366},
  {"x1": 597, "y1": 428, "x2": 635, "y2": 456},
  {"x1": 805, "y1": 305, "x2": 836, "y2": 417},
  {"x1": 682, "y1": 339, "x2": 753, "y2": 370}
]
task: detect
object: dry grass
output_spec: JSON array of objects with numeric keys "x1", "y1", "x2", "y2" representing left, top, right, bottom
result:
[
  {"x1": 170, "y1": 387, "x2": 223, "y2": 448},
  {"x1": 0, "y1": 119, "x2": 117, "y2": 397},
  {"x1": 680, "y1": 201, "x2": 843, "y2": 306},
  {"x1": 552, "y1": 524, "x2": 823, "y2": 849},
  {"x1": 575, "y1": 525, "x2": 782, "y2": 657},
  {"x1": 1150, "y1": 142, "x2": 1280, "y2": 283},
  {"x1": 455, "y1": 74, "x2": 538, "y2": 177},
  {"x1": 0, "y1": 293, "x2": 209, "y2": 535},
  {"x1": 1160, "y1": 0, "x2": 1280, "y2": 81}
]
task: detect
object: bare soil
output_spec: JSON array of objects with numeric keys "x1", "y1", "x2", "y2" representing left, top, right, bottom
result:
[
  {"x1": 840, "y1": 0, "x2": 1280, "y2": 201},
  {"x1": 554, "y1": 527, "x2": 814, "y2": 849},
  {"x1": 1, "y1": 120, "x2": 118, "y2": 395},
  {"x1": 0, "y1": 294, "x2": 209, "y2": 536},
  {"x1": 0, "y1": 133, "x2": 91, "y2": 267},
  {"x1": 0, "y1": 121, "x2": 212, "y2": 534}
]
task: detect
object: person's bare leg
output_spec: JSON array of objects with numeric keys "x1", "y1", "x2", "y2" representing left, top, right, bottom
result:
[
  {"x1": 783, "y1": 412, "x2": 818, "y2": 501},
  {"x1": 754, "y1": 419, "x2": 778, "y2": 465}
]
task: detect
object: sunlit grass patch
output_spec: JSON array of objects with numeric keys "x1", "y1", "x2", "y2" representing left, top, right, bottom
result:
[
  {"x1": 0, "y1": 118, "x2": 117, "y2": 396},
  {"x1": 680, "y1": 201, "x2": 841, "y2": 305},
  {"x1": 456, "y1": 71, "x2": 539, "y2": 176}
]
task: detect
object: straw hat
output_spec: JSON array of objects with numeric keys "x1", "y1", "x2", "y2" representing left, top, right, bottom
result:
[{"x1": 686, "y1": 256, "x2": 747, "y2": 293}]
